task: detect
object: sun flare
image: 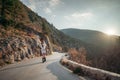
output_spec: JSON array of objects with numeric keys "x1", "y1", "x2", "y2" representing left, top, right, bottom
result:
[{"x1": 105, "y1": 29, "x2": 116, "y2": 35}]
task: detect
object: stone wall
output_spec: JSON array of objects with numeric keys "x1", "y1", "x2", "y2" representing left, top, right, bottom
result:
[{"x1": 60, "y1": 57, "x2": 120, "y2": 80}]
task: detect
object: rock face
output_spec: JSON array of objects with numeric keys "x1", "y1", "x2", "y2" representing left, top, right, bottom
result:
[{"x1": 0, "y1": 35, "x2": 50, "y2": 65}]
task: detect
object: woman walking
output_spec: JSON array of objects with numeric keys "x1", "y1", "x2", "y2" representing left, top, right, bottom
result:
[{"x1": 40, "y1": 38, "x2": 47, "y2": 63}]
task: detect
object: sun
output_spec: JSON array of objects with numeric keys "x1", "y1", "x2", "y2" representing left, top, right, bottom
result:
[{"x1": 105, "y1": 29, "x2": 116, "y2": 35}]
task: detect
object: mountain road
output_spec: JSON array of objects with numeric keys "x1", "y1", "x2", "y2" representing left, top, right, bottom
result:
[{"x1": 0, "y1": 52, "x2": 93, "y2": 80}]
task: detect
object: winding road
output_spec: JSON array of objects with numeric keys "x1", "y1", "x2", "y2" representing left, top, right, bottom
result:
[{"x1": 0, "y1": 52, "x2": 92, "y2": 80}]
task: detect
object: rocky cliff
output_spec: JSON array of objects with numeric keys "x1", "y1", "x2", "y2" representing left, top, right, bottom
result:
[{"x1": 0, "y1": 35, "x2": 42, "y2": 64}]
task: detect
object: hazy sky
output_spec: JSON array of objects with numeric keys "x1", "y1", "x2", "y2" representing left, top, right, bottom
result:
[{"x1": 21, "y1": 0, "x2": 120, "y2": 35}]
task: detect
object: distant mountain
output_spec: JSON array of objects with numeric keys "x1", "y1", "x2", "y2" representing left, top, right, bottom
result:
[{"x1": 61, "y1": 28, "x2": 118, "y2": 49}]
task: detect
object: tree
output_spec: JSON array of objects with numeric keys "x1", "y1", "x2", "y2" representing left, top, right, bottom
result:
[
  {"x1": 96, "y1": 37, "x2": 120, "y2": 74},
  {"x1": 68, "y1": 47, "x2": 90, "y2": 65}
]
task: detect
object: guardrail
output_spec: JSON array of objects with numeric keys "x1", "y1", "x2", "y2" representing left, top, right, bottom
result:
[{"x1": 60, "y1": 57, "x2": 120, "y2": 80}]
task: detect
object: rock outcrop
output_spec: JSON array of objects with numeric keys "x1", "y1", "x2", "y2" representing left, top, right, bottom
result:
[{"x1": 0, "y1": 34, "x2": 51, "y2": 65}]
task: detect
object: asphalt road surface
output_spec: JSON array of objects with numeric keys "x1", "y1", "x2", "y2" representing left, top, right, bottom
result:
[{"x1": 0, "y1": 52, "x2": 92, "y2": 80}]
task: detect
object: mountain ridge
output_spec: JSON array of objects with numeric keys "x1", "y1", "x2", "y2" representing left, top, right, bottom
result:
[{"x1": 61, "y1": 28, "x2": 118, "y2": 49}]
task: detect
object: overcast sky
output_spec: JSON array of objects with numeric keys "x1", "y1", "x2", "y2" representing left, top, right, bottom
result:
[{"x1": 21, "y1": 0, "x2": 120, "y2": 35}]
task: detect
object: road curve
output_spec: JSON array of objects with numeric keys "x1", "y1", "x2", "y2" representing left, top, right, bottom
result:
[{"x1": 0, "y1": 52, "x2": 92, "y2": 80}]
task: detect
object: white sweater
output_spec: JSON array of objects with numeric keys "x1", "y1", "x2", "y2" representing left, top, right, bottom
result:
[{"x1": 40, "y1": 42, "x2": 47, "y2": 54}]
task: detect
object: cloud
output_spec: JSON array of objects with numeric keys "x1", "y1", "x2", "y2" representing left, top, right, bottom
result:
[
  {"x1": 71, "y1": 12, "x2": 93, "y2": 19},
  {"x1": 43, "y1": 0, "x2": 63, "y2": 14},
  {"x1": 64, "y1": 12, "x2": 94, "y2": 27},
  {"x1": 49, "y1": 0, "x2": 61, "y2": 7},
  {"x1": 51, "y1": 15, "x2": 56, "y2": 22},
  {"x1": 21, "y1": 0, "x2": 63, "y2": 15},
  {"x1": 64, "y1": 12, "x2": 94, "y2": 21},
  {"x1": 43, "y1": 8, "x2": 52, "y2": 14}
]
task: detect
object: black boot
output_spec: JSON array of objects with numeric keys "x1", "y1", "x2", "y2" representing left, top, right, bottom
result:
[
  {"x1": 42, "y1": 57, "x2": 45, "y2": 63},
  {"x1": 44, "y1": 57, "x2": 46, "y2": 62},
  {"x1": 42, "y1": 57, "x2": 46, "y2": 63}
]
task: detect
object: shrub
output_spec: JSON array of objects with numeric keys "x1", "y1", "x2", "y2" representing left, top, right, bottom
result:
[{"x1": 73, "y1": 67, "x2": 84, "y2": 75}]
